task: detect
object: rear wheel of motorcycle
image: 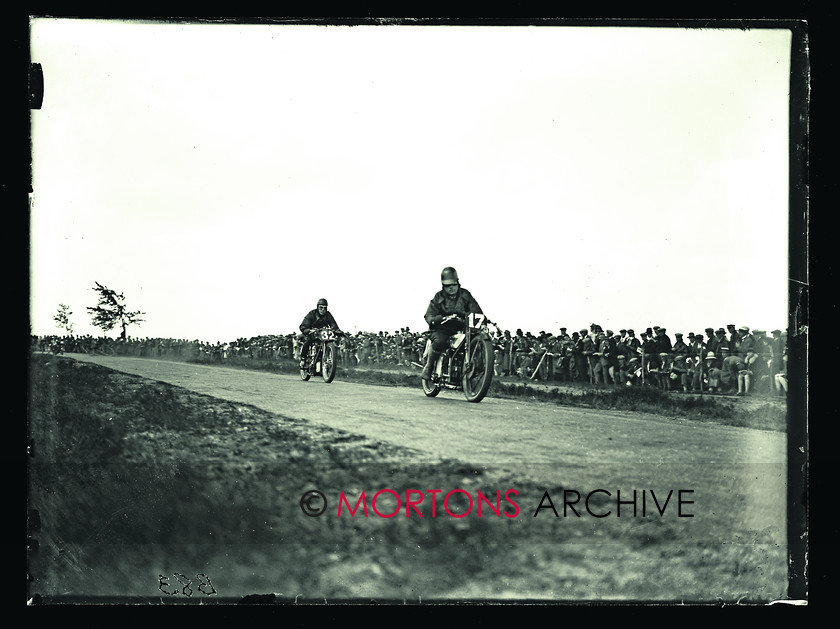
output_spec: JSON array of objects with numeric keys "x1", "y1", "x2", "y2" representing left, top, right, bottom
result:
[
  {"x1": 462, "y1": 336, "x2": 494, "y2": 403},
  {"x1": 300, "y1": 366, "x2": 310, "y2": 381},
  {"x1": 322, "y1": 343, "x2": 337, "y2": 383}
]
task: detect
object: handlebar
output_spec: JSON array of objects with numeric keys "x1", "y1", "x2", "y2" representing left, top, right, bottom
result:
[{"x1": 437, "y1": 313, "x2": 499, "y2": 333}]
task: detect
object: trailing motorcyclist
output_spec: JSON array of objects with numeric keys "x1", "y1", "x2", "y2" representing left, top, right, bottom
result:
[
  {"x1": 421, "y1": 266, "x2": 484, "y2": 380},
  {"x1": 299, "y1": 298, "x2": 342, "y2": 369}
]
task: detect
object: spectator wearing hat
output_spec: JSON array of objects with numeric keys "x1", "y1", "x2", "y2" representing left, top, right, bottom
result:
[
  {"x1": 658, "y1": 353, "x2": 678, "y2": 391},
  {"x1": 737, "y1": 326, "x2": 760, "y2": 371},
  {"x1": 570, "y1": 331, "x2": 586, "y2": 381},
  {"x1": 672, "y1": 333, "x2": 689, "y2": 357},
  {"x1": 402, "y1": 327, "x2": 417, "y2": 366},
  {"x1": 614, "y1": 332, "x2": 630, "y2": 364},
  {"x1": 606, "y1": 330, "x2": 622, "y2": 384},
  {"x1": 513, "y1": 329, "x2": 532, "y2": 377},
  {"x1": 736, "y1": 325, "x2": 752, "y2": 355},
  {"x1": 544, "y1": 333, "x2": 561, "y2": 382},
  {"x1": 394, "y1": 329, "x2": 405, "y2": 365},
  {"x1": 551, "y1": 333, "x2": 566, "y2": 382},
  {"x1": 727, "y1": 324, "x2": 741, "y2": 356},
  {"x1": 704, "y1": 352, "x2": 723, "y2": 393},
  {"x1": 654, "y1": 327, "x2": 672, "y2": 355},
  {"x1": 596, "y1": 331, "x2": 612, "y2": 385},
  {"x1": 613, "y1": 354, "x2": 629, "y2": 386},
  {"x1": 640, "y1": 331, "x2": 660, "y2": 376},
  {"x1": 687, "y1": 332, "x2": 706, "y2": 360},
  {"x1": 497, "y1": 330, "x2": 513, "y2": 377},
  {"x1": 580, "y1": 329, "x2": 597, "y2": 384},
  {"x1": 552, "y1": 329, "x2": 572, "y2": 382},
  {"x1": 716, "y1": 329, "x2": 731, "y2": 360},
  {"x1": 588, "y1": 331, "x2": 604, "y2": 385},
  {"x1": 704, "y1": 328, "x2": 723, "y2": 360},
  {"x1": 653, "y1": 352, "x2": 673, "y2": 390},
  {"x1": 532, "y1": 333, "x2": 554, "y2": 381},
  {"x1": 669, "y1": 354, "x2": 690, "y2": 392},
  {"x1": 625, "y1": 356, "x2": 644, "y2": 387},
  {"x1": 624, "y1": 329, "x2": 641, "y2": 358}
]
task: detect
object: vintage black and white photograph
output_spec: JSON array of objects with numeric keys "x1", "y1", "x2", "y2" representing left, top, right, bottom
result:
[{"x1": 27, "y1": 17, "x2": 808, "y2": 605}]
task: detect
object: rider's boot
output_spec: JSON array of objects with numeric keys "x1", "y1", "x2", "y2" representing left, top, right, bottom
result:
[{"x1": 421, "y1": 350, "x2": 440, "y2": 380}]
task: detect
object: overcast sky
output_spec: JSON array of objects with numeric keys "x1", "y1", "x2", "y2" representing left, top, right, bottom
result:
[{"x1": 29, "y1": 19, "x2": 795, "y2": 341}]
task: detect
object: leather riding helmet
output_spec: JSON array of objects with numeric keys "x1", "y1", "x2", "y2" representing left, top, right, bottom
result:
[
  {"x1": 317, "y1": 298, "x2": 328, "y2": 307},
  {"x1": 441, "y1": 267, "x2": 459, "y2": 286}
]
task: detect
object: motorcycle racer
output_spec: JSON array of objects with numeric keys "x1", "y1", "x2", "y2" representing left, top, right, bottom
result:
[
  {"x1": 421, "y1": 267, "x2": 484, "y2": 380},
  {"x1": 299, "y1": 298, "x2": 342, "y2": 368}
]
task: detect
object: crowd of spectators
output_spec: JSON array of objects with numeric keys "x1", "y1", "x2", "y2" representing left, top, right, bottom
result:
[
  {"x1": 487, "y1": 323, "x2": 789, "y2": 397},
  {"x1": 31, "y1": 321, "x2": 790, "y2": 397}
]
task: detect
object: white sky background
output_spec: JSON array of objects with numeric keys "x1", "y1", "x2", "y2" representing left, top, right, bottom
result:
[{"x1": 29, "y1": 19, "x2": 794, "y2": 341}]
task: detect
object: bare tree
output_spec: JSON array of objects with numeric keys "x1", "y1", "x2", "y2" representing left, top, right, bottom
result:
[
  {"x1": 87, "y1": 282, "x2": 145, "y2": 340},
  {"x1": 52, "y1": 303, "x2": 74, "y2": 335}
]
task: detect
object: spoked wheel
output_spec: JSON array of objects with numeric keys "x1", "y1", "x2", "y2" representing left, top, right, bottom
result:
[
  {"x1": 421, "y1": 354, "x2": 441, "y2": 397},
  {"x1": 462, "y1": 336, "x2": 494, "y2": 402},
  {"x1": 421, "y1": 375, "x2": 441, "y2": 397},
  {"x1": 322, "y1": 343, "x2": 337, "y2": 383}
]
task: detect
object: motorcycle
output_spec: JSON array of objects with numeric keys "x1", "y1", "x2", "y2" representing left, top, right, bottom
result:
[
  {"x1": 300, "y1": 326, "x2": 343, "y2": 383},
  {"x1": 421, "y1": 312, "x2": 499, "y2": 403}
]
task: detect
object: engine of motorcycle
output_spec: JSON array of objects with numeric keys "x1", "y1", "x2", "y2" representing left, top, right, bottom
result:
[{"x1": 448, "y1": 355, "x2": 461, "y2": 382}]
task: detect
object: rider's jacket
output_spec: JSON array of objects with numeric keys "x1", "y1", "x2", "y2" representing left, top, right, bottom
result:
[
  {"x1": 424, "y1": 287, "x2": 483, "y2": 330},
  {"x1": 299, "y1": 309, "x2": 340, "y2": 335}
]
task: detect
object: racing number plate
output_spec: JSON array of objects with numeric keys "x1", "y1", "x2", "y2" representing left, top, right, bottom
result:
[{"x1": 468, "y1": 313, "x2": 486, "y2": 329}]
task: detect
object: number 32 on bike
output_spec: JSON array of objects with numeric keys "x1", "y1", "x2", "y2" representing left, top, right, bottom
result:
[{"x1": 300, "y1": 327, "x2": 342, "y2": 383}]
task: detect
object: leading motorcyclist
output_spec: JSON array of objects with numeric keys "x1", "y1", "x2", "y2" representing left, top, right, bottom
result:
[
  {"x1": 299, "y1": 297, "x2": 342, "y2": 368},
  {"x1": 421, "y1": 266, "x2": 484, "y2": 380}
]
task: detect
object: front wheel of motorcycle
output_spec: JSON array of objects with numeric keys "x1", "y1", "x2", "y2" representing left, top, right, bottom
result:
[
  {"x1": 322, "y1": 343, "x2": 337, "y2": 383},
  {"x1": 421, "y1": 374, "x2": 441, "y2": 397},
  {"x1": 462, "y1": 336, "x2": 494, "y2": 403},
  {"x1": 421, "y1": 355, "x2": 441, "y2": 397}
]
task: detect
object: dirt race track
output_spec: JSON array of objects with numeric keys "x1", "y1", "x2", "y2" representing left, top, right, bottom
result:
[
  {"x1": 65, "y1": 354, "x2": 787, "y2": 530},
  {"x1": 33, "y1": 354, "x2": 795, "y2": 603}
]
